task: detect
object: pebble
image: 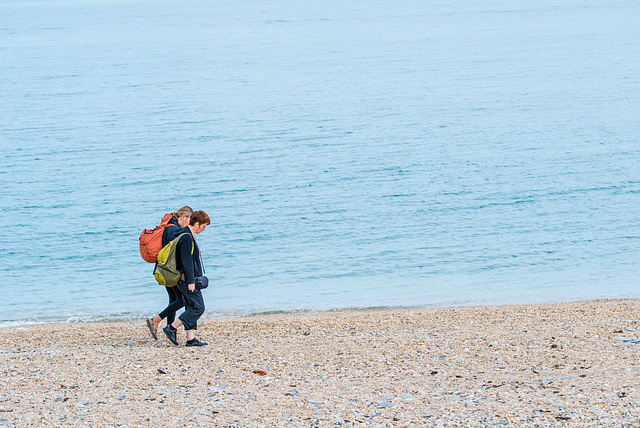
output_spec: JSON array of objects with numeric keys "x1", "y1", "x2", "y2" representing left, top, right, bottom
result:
[{"x1": 1, "y1": 299, "x2": 639, "y2": 427}]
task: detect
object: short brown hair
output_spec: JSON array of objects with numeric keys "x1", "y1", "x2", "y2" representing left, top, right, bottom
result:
[{"x1": 190, "y1": 210, "x2": 210, "y2": 226}]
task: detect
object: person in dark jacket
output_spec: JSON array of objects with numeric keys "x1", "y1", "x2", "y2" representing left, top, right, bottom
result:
[
  {"x1": 163, "y1": 210, "x2": 211, "y2": 347},
  {"x1": 146, "y1": 206, "x2": 193, "y2": 340}
]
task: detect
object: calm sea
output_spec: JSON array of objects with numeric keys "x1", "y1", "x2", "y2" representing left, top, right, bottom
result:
[{"x1": 1, "y1": 0, "x2": 639, "y2": 325}]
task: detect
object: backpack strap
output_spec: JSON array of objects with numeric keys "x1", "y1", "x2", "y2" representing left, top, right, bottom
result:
[
  {"x1": 160, "y1": 213, "x2": 173, "y2": 226},
  {"x1": 175, "y1": 232, "x2": 195, "y2": 255}
]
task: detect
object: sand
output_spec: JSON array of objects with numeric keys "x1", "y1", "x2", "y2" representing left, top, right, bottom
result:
[{"x1": 1, "y1": 299, "x2": 639, "y2": 427}]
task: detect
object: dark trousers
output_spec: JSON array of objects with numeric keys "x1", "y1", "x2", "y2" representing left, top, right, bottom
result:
[
  {"x1": 159, "y1": 286, "x2": 183, "y2": 325},
  {"x1": 176, "y1": 280, "x2": 205, "y2": 330}
]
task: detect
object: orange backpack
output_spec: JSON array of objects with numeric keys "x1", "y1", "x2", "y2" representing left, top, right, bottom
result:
[{"x1": 139, "y1": 213, "x2": 178, "y2": 263}]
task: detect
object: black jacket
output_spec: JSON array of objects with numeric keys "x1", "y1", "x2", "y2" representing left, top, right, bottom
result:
[
  {"x1": 162, "y1": 217, "x2": 181, "y2": 247},
  {"x1": 176, "y1": 228, "x2": 204, "y2": 285}
]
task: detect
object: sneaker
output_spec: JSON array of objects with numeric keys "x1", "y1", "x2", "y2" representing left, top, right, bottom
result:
[
  {"x1": 146, "y1": 318, "x2": 158, "y2": 341},
  {"x1": 186, "y1": 338, "x2": 208, "y2": 347},
  {"x1": 163, "y1": 325, "x2": 178, "y2": 345}
]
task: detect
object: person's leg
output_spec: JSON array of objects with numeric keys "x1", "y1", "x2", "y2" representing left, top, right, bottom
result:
[
  {"x1": 149, "y1": 287, "x2": 184, "y2": 333},
  {"x1": 164, "y1": 281, "x2": 207, "y2": 346},
  {"x1": 165, "y1": 286, "x2": 179, "y2": 325},
  {"x1": 176, "y1": 289, "x2": 203, "y2": 331},
  {"x1": 162, "y1": 281, "x2": 189, "y2": 345},
  {"x1": 172, "y1": 283, "x2": 205, "y2": 345},
  {"x1": 182, "y1": 289, "x2": 205, "y2": 345},
  {"x1": 157, "y1": 287, "x2": 183, "y2": 325}
]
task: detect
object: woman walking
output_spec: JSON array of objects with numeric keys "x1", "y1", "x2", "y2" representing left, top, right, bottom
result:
[
  {"x1": 163, "y1": 210, "x2": 210, "y2": 347},
  {"x1": 146, "y1": 206, "x2": 193, "y2": 340}
]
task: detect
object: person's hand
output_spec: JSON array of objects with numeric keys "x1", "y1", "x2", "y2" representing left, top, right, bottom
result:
[
  {"x1": 188, "y1": 283, "x2": 195, "y2": 292},
  {"x1": 181, "y1": 273, "x2": 186, "y2": 281}
]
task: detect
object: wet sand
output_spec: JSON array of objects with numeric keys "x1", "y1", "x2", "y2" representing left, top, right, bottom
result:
[{"x1": 1, "y1": 299, "x2": 639, "y2": 427}]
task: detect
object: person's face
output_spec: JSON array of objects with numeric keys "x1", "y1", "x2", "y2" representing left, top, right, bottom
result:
[
  {"x1": 192, "y1": 222, "x2": 207, "y2": 234},
  {"x1": 178, "y1": 215, "x2": 190, "y2": 227}
]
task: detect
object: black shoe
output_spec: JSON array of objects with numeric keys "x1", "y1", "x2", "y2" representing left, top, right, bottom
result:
[
  {"x1": 163, "y1": 326, "x2": 178, "y2": 345},
  {"x1": 186, "y1": 338, "x2": 208, "y2": 347}
]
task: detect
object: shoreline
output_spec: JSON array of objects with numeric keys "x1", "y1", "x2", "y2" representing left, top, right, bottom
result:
[
  {"x1": 3, "y1": 295, "x2": 638, "y2": 328},
  {"x1": 1, "y1": 299, "x2": 639, "y2": 426}
]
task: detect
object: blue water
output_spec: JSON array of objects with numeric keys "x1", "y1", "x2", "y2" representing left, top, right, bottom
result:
[{"x1": 1, "y1": 0, "x2": 639, "y2": 325}]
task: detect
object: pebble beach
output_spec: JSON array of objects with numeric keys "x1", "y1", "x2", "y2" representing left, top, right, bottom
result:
[{"x1": 1, "y1": 299, "x2": 639, "y2": 427}]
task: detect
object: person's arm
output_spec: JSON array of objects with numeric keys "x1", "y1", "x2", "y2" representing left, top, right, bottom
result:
[{"x1": 178, "y1": 235, "x2": 196, "y2": 291}]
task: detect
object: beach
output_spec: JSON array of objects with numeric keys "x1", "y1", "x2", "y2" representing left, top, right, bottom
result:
[{"x1": 1, "y1": 299, "x2": 639, "y2": 427}]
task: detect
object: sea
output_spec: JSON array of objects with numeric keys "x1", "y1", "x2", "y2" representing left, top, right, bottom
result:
[{"x1": 1, "y1": 0, "x2": 639, "y2": 326}]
